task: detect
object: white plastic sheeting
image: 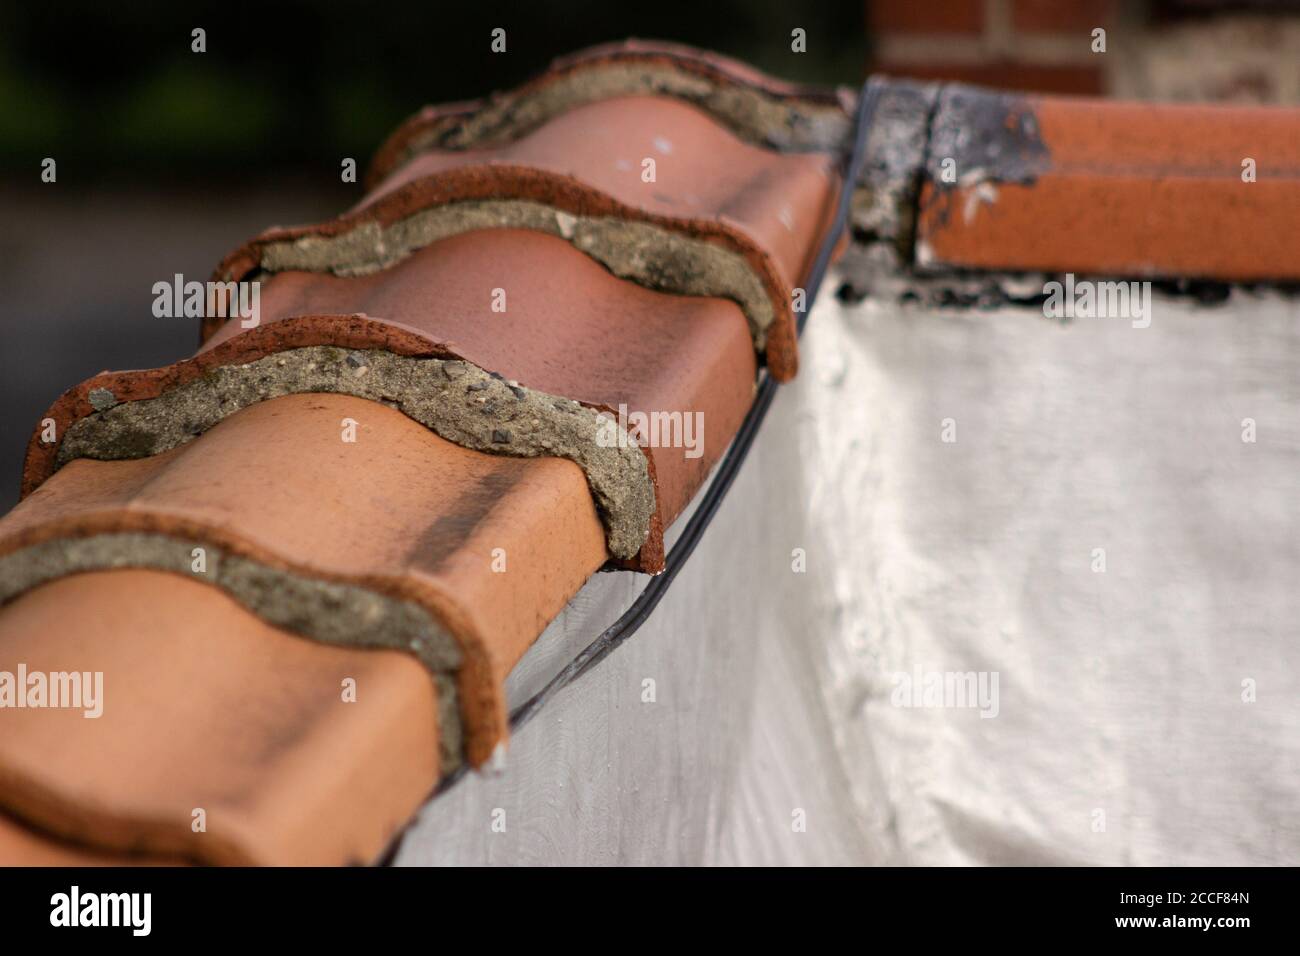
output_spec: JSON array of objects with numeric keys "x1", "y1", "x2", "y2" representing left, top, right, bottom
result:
[{"x1": 397, "y1": 283, "x2": 1299, "y2": 866}]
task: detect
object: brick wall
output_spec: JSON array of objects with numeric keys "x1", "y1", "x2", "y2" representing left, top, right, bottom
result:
[
  {"x1": 867, "y1": 0, "x2": 1300, "y2": 103},
  {"x1": 868, "y1": 0, "x2": 1116, "y2": 95}
]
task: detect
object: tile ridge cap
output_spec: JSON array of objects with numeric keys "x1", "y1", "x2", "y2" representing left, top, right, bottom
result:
[
  {"x1": 366, "y1": 38, "x2": 850, "y2": 187},
  {"x1": 208, "y1": 164, "x2": 799, "y2": 381},
  {"x1": 24, "y1": 319, "x2": 661, "y2": 569}
]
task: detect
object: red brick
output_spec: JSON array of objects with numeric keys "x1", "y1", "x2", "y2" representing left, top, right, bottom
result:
[
  {"x1": 1012, "y1": 0, "x2": 1115, "y2": 32},
  {"x1": 874, "y1": 61, "x2": 1105, "y2": 96},
  {"x1": 869, "y1": 0, "x2": 984, "y2": 34}
]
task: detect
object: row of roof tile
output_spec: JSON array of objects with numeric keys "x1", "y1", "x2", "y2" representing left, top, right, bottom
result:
[{"x1": 0, "y1": 41, "x2": 848, "y2": 864}]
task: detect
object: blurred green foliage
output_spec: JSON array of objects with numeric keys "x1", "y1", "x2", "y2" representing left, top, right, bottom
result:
[{"x1": 0, "y1": 0, "x2": 864, "y2": 179}]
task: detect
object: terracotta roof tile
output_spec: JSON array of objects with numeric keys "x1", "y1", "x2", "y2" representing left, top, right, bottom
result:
[
  {"x1": 367, "y1": 96, "x2": 838, "y2": 299},
  {"x1": 5, "y1": 393, "x2": 609, "y2": 771},
  {"x1": 366, "y1": 38, "x2": 852, "y2": 187},
  {"x1": 24, "y1": 314, "x2": 662, "y2": 569},
  {"x1": 0, "y1": 40, "x2": 854, "y2": 865},
  {"x1": 209, "y1": 230, "x2": 757, "y2": 549},
  {"x1": 0, "y1": 809, "x2": 183, "y2": 866},
  {"x1": 214, "y1": 97, "x2": 843, "y2": 381},
  {"x1": 915, "y1": 89, "x2": 1300, "y2": 280},
  {"x1": 136, "y1": 82, "x2": 825, "y2": 565},
  {"x1": 218, "y1": 165, "x2": 808, "y2": 380},
  {"x1": 0, "y1": 569, "x2": 438, "y2": 865}
]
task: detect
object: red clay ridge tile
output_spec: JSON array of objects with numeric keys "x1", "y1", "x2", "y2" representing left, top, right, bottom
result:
[
  {"x1": 916, "y1": 88, "x2": 1300, "y2": 280},
  {"x1": 22, "y1": 315, "x2": 448, "y2": 498},
  {"x1": 1, "y1": 40, "x2": 859, "y2": 866},
  {"x1": 214, "y1": 98, "x2": 843, "y2": 381},
  {"x1": 30, "y1": 233, "x2": 762, "y2": 573},
  {"x1": 0, "y1": 569, "x2": 440, "y2": 865},
  {"x1": 216, "y1": 164, "x2": 806, "y2": 381},
  {"x1": 201, "y1": 229, "x2": 757, "y2": 547},
  {"x1": 4, "y1": 392, "x2": 609, "y2": 770},
  {"x1": 260, "y1": 233, "x2": 756, "y2": 532},
  {"x1": 367, "y1": 38, "x2": 853, "y2": 187},
  {"x1": 365, "y1": 97, "x2": 837, "y2": 301},
  {"x1": 23, "y1": 315, "x2": 656, "y2": 567},
  {"x1": 0, "y1": 808, "x2": 185, "y2": 866}
]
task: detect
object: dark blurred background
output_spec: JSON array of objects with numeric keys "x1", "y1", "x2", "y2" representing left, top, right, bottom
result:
[
  {"x1": 0, "y1": 1, "x2": 867, "y2": 179},
  {"x1": 0, "y1": 0, "x2": 865, "y2": 506},
  {"x1": 4, "y1": 0, "x2": 1299, "y2": 505}
]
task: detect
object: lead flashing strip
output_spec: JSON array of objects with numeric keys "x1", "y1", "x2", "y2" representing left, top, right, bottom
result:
[
  {"x1": 56, "y1": 345, "x2": 654, "y2": 561},
  {"x1": 924, "y1": 85, "x2": 1051, "y2": 192},
  {"x1": 850, "y1": 79, "x2": 939, "y2": 263},
  {"x1": 0, "y1": 532, "x2": 463, "y2": 772}
]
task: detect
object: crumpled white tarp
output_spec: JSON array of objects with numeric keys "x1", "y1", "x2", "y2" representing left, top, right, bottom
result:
[{"x1": 397, "y1": 281, "x2": 1299, "y2": 866}]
